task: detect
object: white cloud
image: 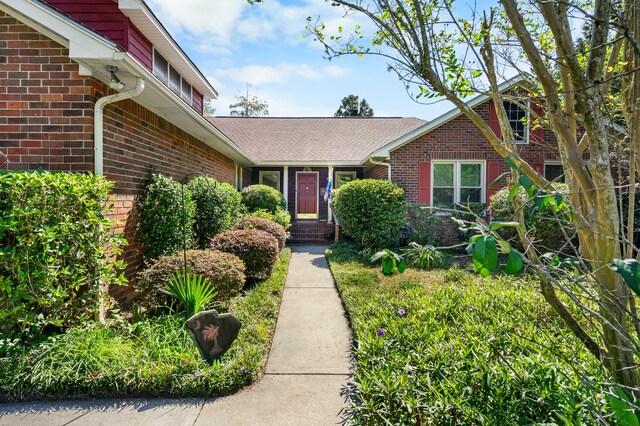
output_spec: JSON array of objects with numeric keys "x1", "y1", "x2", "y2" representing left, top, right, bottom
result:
[
  {"x1": 215, "y1": 63, "x2": 349, "y2": 85},
  {"x1": 146, "y1": 0, "x2": 246, "y2": 44}
]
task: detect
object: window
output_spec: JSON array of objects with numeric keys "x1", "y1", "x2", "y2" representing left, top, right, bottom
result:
[
  {"x1": 335, "y1": 171, "x2": 357, "y2": 188},
  {"x1": 544, "y1": 162, "x2": 565, "y2": 183},
  {"x1": 181, "y1": 80, "x2": 192, "y2": 103},
  {"x1": 153, "y1": 51, "x2": 168, "y2": 83},
  {"x1": 259, "y1": 171, "x2": 280, "y2": 191},
  {"x1": 503, "y1": 100, "x2": 529, "y2": 144},
  {"x1": 169, "y1": 66, "x2": 181, "y2": 94},
  {"x1": 432, "y1": 161, "x2": 484, "y2": 207}
]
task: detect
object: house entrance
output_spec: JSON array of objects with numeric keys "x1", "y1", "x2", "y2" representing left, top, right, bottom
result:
[{"x1": 296, "y1": 172, "x2": 318, "y2": 219}]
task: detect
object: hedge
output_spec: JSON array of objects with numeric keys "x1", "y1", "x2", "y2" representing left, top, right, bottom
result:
[
  {"x1": 136, "y1": 173, "x2": 196, "y2": 260},
  {"x1": 136, "y1": 249, "x2": 245, "y2": 313},
  {"x1": 0, "y1": 171, "x2": 126, "y2": 346},
  {"x1": 332, "y1": 179, "x2": 407, "y2": 248},
  {"x1": 233, "y1": 216, "x2": 287, "y2": 250},
  {"x1": 241, "y1": 184, "x2": 286, "y2": 213},
  {"x1": 210, "y1": 229, "x2": 280, "y2": 281},
  {"x1": 188, "y1": 176, "x2": 244, "y2": 248}
]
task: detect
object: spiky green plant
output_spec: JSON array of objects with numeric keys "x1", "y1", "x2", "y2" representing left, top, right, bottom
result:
[{"x1": 163, "y1": 268, "x2": 217, "y2": 317}]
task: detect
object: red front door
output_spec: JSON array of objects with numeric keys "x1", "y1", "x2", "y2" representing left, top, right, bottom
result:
[{"x1": 297, "y1": 173, "x2": 317, "y2": 217}]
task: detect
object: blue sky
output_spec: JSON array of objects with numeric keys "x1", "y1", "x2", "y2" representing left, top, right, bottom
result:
[{"x1": 146, "y1": 0, "x2": 458, "y2": 120}]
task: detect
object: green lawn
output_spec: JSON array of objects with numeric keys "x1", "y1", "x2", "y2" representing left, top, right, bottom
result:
[
  {"x1": 326, "y1": 242, "x2": 606, "y2": 425},
  {"x1": 0, "y1": 248, "x2": 291, "y2": 401}
]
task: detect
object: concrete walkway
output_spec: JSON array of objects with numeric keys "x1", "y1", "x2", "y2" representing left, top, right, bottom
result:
[{"x1": 0, "y1": 246, "x2": 352, "y2": 426}]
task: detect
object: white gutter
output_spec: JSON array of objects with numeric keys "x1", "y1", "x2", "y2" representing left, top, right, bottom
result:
[
  {"x1": 94, "y1": 78, "x2": 145, "y2": 175},
  {"x1": 369, "y1": 158, "x2": 392, "y2": 181}
]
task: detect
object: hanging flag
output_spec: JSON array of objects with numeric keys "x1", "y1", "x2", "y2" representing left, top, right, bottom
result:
[{"x1": 324, "y1": 177, "x2": 333, "y2": 202}]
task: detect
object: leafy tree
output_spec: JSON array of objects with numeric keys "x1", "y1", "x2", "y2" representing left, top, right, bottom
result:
[
  {"x1": 302, "y1": 0, "x2": 640, "y2": 398},
  {"x1": 203, "y1": 99, "x2": 216, "y2": 117},
  {"x1": 229, "y1": 83, "x2": 269, "y2": 117},
  {"x1": 334, "y1": 94, "x2": 374, "y2": 116}
]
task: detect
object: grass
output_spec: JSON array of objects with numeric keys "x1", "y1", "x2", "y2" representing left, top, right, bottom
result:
[
  {"x1": 326, "y1": 242, "x2": 607, "y2": 425},
  {"x1": 0, "y1": 248, "x2": 291, "y2": 401}
]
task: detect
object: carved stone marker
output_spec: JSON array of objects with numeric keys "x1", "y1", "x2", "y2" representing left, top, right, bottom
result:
[{"x1": 185, "y1": 310, "x2": 242, "y2": 364}]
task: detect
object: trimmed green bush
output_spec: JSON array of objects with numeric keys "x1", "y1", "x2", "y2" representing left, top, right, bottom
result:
[
  {"x1": 490, "y1": 183, "x2": 576, "y2": 252},
  {"x1": 210, "y1": 229, "x2": 279, "y2": 281},
  {"x1": 233, "y1": 216, "x2": 287, "y2": 250},
  {"x1": 188, "y1": 176, "x2": 244, "y2": 248},
  {"x1": 247, "y1": 208, "x2": 291, "y2": 230},
  {"x1": 241, "y1": 184, "x2": 286, "y2": 213},
  {"x1": 136, "y1": 250, "x2": 245, "y2": 312},
  {"x1": 332, "y1": 179, "x2": 407, "y2": 248},
  {"x1": 0, "y1": 171, "x2": 126, "y2": 346},
  {"x1": 137, "y1": 173, "x2": 196, "y2": 260}
]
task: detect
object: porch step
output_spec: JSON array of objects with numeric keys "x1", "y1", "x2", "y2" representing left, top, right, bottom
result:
[{"x1": 290, "y1": 221, "x2": 335, "y2": 243}]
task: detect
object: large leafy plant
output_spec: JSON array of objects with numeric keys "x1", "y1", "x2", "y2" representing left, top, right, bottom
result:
[
  {"x1": 370, "y1": 249, "x2": 406, "y2": 276},
  {"x1": 0, "y1": 171, "x2": 126, "y2": 345},
  {"x1": 163, "y1": 268, "x2": 217, "y2": 318},
  {"x1": 136, "y1": 172, "x2": 196, "y2": 260}
]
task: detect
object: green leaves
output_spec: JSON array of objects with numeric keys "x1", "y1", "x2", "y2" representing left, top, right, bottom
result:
[
  {"x1": 163, "y1": 268, "x2": 217, "y2": 318},
  {"x1": 470, "y1": 236, "x2": 498, "y2": 277},
  {"x1": 610, "y1": 259, "x2": 640, "y2": 297},
  {"x1": 371, "y1": 249, "x2": 406, "y2": 276},
  {"x1": 505, "y1": 249, "x2": 524, "y2": 275},
  {"x1": 608, "y1": 386, "x2": 640, "y2": 426}
]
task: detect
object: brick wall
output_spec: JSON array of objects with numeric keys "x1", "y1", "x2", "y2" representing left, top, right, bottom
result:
[
  {"x1": 1, "y1": 13, "x2": 237, "y2": 299},
  {"x1": 364, "y1": 164, "x2": 388, "y2": 180},
  {"x1": 390, "y1": 102, "x2": 559, "y2": 203},
  {"x1": 0, "y1": 12, "x2": 95, "y2": 172}
]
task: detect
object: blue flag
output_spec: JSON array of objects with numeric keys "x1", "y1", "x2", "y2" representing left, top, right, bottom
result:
[{"x1": 324, "y1": 178, "x2": 333, "y2": 202}]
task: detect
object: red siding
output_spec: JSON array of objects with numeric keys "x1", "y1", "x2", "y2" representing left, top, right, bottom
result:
[
  {"x1": 192, "y1": 89, "x2": 204, "y2": 115},
  {"x1": 128, "y1": 25, "x2": 152, "y2": 70},
  {"x1": 42, "y1": 0, "x2": 153, "y2": 70}
]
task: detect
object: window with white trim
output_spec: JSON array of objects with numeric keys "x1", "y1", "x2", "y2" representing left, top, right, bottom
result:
[
  {"x1": 259, "y1": 171, "x2": 280, "y2": 191},
  {"x1": 153, "y1": 51, "x2": 168, "y2": 83},
  {"x1": 544, "y1": 161, "x2": 565, "y2": 183},
  {"x1": 153, "y1": 49, "x2": 193, "y2": 107},
  {"x1": 432, "y1": 161, "x2": 484, "y2": 207},
  {"x1": 503, "y1": 100, "x2": 529, "y2": 144},
  {"x1": 335, "y1": 171, "x2": 357, "y2": 188}
]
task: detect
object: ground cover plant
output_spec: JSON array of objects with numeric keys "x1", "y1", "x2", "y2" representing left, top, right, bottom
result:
[
  {"x1": 326, "y1": 242, "x2": 607, "y2": 425},
  {"x1": 0, "y1": 249, "x2": 291, "y2": 401}
]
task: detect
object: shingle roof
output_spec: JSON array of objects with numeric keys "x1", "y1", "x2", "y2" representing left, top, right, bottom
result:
[{"x1": 208, "y1": 117, "x2": 427, "y2": 164}]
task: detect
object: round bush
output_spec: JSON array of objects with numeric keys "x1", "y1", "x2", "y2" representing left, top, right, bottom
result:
[
  {"x1": 233, "y1": 216, "x2": 287, "y2": 250},
  {"x1": 188, "y1": 176, "x2": 244, "y2": 248},
  {"x1": 241, "y1": 184, "x2": 286, "y2": 213},
  {"x1": 136, "y1": 250, "x2": 246, "y2": 312},
  {"x1": 490, "y1": 183, "x2": 576, "y2": 252},
  {"x1": 332, "y1": 179, "x2": 407, "y2": 248},
  {"x1": 136, "y1": 173, "x2": 195, "y2": 260},
  {"x1": 210, "y1": 229, "x2": 279, "y2": 281},
  {"x1": 247, "y1": 208, "x2": 291, "y2": 230}
]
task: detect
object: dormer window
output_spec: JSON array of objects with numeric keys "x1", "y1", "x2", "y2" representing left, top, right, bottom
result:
[
  {"x1": 169, "y1": 66, "x2": 180, "y2": 94},
  {"x1": 153, "y1": 49, "x2": 195, "y2": 110},
  {"x1": 503, "y1": 100, "x2": 529, "y2": 144},
  {"x1": 181, "y1": 80, "x2": 192, "y2": 103}
]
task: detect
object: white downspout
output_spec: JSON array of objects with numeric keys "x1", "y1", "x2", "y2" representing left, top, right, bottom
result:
[
  {"x1": 94, "y1": 77, "x2": 145, "y2": 175},
  {"x1": 369, "y1": 159, "x2": 392, "y2": 181}
]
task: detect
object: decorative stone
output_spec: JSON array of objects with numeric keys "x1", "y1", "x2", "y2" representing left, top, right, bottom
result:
[{"x1": 185, "y1": 309, "x2": 242, "y2": 364}]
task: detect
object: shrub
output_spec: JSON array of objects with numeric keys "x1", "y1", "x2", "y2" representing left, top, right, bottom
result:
[
  {"x1": 247, "y1": 208, "x2": 291, "y2": 230},
  {"x1": 233, "y1": 216, "x2": 287, "y2": 250},
  {"x1": 210, "y1": 229, "x2": 279, "y2": 281},
  {"x1": 137, "y1": 173, "x2": 195, "y2": 260},
  {"x1": 136, "y1": 250, "x2": 245, "y2": 312},
  {"x1": 0, "y1": 171, "x2": 126, "y2": 345},
  {"x1": 188, "y1": 176, "x2": 244, "y2": 248},
  {"x1": 490, "y1": 183, "x2": 576, "y2": 252},
  {"x1": 332, "y1": 179, "x2": 407, "y2": 248},
  {"x1": 241, "y1": 184, "x2": 286, "y2": 213}
]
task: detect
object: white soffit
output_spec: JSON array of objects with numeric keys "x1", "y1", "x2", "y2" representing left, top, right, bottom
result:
[{"x1": 118, "y1": 0, "x2": 217, "y2": 99}]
